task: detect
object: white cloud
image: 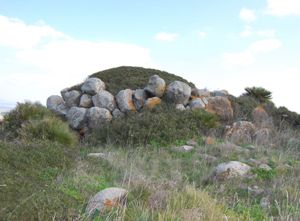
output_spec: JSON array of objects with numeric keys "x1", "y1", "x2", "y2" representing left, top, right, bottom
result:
[
  {"x1": 154, "y1": 32, "x2": 179, "y2": 42},
  {"x1": 240, "y1": 26, "x2": 275, "y2": 38},
  {"x1": 256, "y1": 29, "x2": 275, "y2": 38},
  {"x1": 197, "y1": 31, "x2": 207, "y2": 38},
  {"x1": 240, "y1": 26, "x2": 253, "y2": 37},
  {"x1": 239, "y1": 8, "x2": 257, "y2": 23},
  {"x1": 0, "y1": 15, "x2": 155, "y2": 105},
  {"x1": 266, "y1": 0, "x2": 300, "y2": 16},
  {"x1": 223, "y1": 38, "x2": 282, "y2": 67}
]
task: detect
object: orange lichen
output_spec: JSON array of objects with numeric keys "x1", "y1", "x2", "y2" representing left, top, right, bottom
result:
[{"x1": 146, "y1": 97, "x2": 161, "y2": 109}]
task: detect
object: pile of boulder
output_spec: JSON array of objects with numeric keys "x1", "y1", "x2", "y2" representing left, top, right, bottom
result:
[{"x1": 47, "y1": 74, "x2": 234, "y2": 130}]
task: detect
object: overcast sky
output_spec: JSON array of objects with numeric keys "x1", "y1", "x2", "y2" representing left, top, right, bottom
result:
[{"x1": 0, "y1": 0, "x2": 300, "y2": 112}]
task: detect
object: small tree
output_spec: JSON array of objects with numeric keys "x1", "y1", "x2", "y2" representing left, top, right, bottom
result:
[{"x1": 244, "y1": 87, "x2": 272, "y2": 103}]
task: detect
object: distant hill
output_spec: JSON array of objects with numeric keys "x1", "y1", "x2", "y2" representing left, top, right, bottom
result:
[{"x1": 89, "y1": 66, "x2": 195, "y2": 95}]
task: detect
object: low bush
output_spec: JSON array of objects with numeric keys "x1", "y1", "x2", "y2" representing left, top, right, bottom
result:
[
  {"x1": 86, "y1": 103, "x2": 219, "y2": 147},
  {"x1": 229, "y1": 95, "x2": 259, "y2": 121}
]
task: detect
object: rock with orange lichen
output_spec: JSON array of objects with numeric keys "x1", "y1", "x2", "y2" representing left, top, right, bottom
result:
[
  {"x1": 252, "y1": 106, "x2": 273, "y2": 128},
  {"x1": 206, "y1": 96, "x2": 233, "y2": 121},
  {"x1": 145, "y1": 97, "x2": 161, "y2": 109},
  {"x1": 204, "y1": 136, "x2": 215, "y2": 146},
  {"x1": 85, "y1": 187, "x2": 128, "y2": 217},
  {"x1": 144, "y1": 75, "x2": 166, "y2": 97},
  {"x1": 116, "y1": 89, "x2": 136, "y2": 113}
]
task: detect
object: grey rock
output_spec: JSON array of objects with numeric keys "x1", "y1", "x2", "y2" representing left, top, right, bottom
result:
[
  {"x1": 81, "y1": 78, "x2": 105, "y2": 95},
  {"x1": 191, "y1": 88, "x2": 211, "y2": 97},
  {"x1": 213, "y1": 161, "x2": 251, "y2": 181},
  {"x1": 133, "y1": 89, "x2": 147, "y2": 110},
  {"x1": 86, "y1": 107, "x2": 112, "y2": 129},
  {"x1": 186, "y1": 139, "x2": 197, "y2": 146},
  {"x1": 166, "y1": 81, "x2": 191, "y2": 105},
  {"x1": 87, "y1": 153, "x2": 106, "y2": 158},
  {"x1": 112, "y1": 108, "x2": 125, "y2": 118},
  {"x1": 206, "y1": 96, "x2": 233, "y2": 121},
  {"x1": 198, "y1": 153, "x2": 217, "y2": 164},
  {"x1": 212, "y1": 90, "x2": 229, "y2": 97},
  {"x1": 63, "y1": 90, "x2": 81, "y2": 107},
  {"x1": 92, "y1": 90, "x2": 116, "y2": 112},
  {"x1": 86, "y1": 187, "x2": 128, "y2": 216},
  {"x1": 79, "y1": 94, "x2": 93, "y2": 108},
  {"x1": 172, "y1": 145, "x2": 194, "y2": 153},
  {"x1": 46, "y1": 95, "x2": 69, "y2": 117},
  {"x1": 116, "y1": 89, "x2": 136, "y2": 113},
  {"x1": 189, "y1": 98, "x2": 206, "y2": 110},
  {"x1": 248, "y1": 186, "x2": 264, "y2": 196},
  {"x1": 144, "y1": 75, "x2": 166, "y2": 97},
  {"x1": 175, "y1": 104, "x2": 186, "y2": 111},
  {"x1": 66, "y1": 107, "x2": 87, "y2": 129}
]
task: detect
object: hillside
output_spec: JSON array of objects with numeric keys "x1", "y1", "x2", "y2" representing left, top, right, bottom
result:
[{"x1": 1, "y1": 67, "x2": 300, "y2": 220}]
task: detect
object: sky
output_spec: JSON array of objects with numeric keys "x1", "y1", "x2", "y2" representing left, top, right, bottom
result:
[{"x1": 0, "y1": 0, "x2": 300, "y2": 113}]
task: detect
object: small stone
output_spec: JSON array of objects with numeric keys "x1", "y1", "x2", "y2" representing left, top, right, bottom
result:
[
  {"x1": 175, "y1": 104, "x2": 186, "y2": 111},
  {"x1": 260, "y1": 197, "x2": 270, "y2": 209},
  {"x1": 173, "y1": 145, "x2": 194, "y2": 153},
  {"x1": 186, "y1": 139, "x2": 197, "y2": 146},
  {"x1": 87, "y1": 153, "x2": 106, "y2": 158},
  {"x1": 213, "y1": 161, "x2": 251, "y2": 181},
  {"x1": 205, "y1": 137, "x2": 215, "y2": 146}
]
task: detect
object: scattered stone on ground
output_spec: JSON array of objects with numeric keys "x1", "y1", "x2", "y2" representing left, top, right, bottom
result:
[
  {"x1": 186, "y1": 139, "x2": 197, "y2": 146},
  {"x1": 85, "y1": 187, "x2": 128, "y2": 216},
  {"x1": 212, "y1": 161, "x2": 251, "y2": 181},
  {"x1": 248, "y1": 185, "x2": 264, "y2": 196},
  {"x1": 172, "y1": 145, "x2": 194, "y2": 153}
]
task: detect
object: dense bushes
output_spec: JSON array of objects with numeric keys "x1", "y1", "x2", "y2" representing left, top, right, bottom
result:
[
  {"x1": 86, "y1": 103, "x2": 218, "y2": 147},
  {"x1": 229, "y1": 95, "x2": 259, "y2": 121},
  {"x1": 2, "y1": 102, "x2": 77, "y2": 146}
]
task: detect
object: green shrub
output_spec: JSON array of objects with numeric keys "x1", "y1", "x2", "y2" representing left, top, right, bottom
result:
[
  {"x1": 89, "y1": 66, "x2": 195, "y2": 95},
  {"x1": 252, "y1": 168, "x2": 276, "y2": 180},
  {"x1": 2, "y1": 102, "x2": 77, "y2": 145},
  {"x1": 229, "y1": 95, "x2": 259, "y2": 121},
  {"x1": 244, "y1": 87, "x2": 272, "y2": 103},
  {"x1": 87, "y1": 104, "x2": 218, "y2": 147}
]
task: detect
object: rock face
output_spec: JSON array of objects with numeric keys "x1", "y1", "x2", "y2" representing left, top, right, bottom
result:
[
  {"x1": 92, "y1": 90, "x2": 116, "y2": 112},
  {"x1": 191, "y1": 88, "x2": 210, "y2": 97},
  {"x1": 206, "y1": 96, "x2": 233, "y2": 121},
  {"x1": 133, "y1": 89, "x2": 147, "y2": 110},
  {"x1": 86, "y1": 107, "x2": 112, "y2": 129},
  {"x1": 254, "y1": 128, "x2": 271, "y2": 145},
  {"x1": 212, "y1": 90, "x2": 228, "y2": 97},
  {"x1": 63, "y1": 90, "x2": 81, "y2": 107},
  {"x1": 145, "y1": 97, "x2": 161, "y2": 109},
  {"x1": 66, "y1": 107, "x2": 87, "y2": 129},
  {"x1": 81, "y1": 78, "x2": 105, "y2": 95},
  {"x1": 166, "y1": 81, "x2": 191, "y2": 105},
  {"x1": 116, "y1": 89, "x2": 136, "y2": 113},
  {"x1": 213, "y1": 161, "x2": 251, "y2": 181},
  {"x1": 252, "y1": 106, "x2": 273, "y2": 128},
  {"x1": 46, "y1": 95, "x2": 68, "y2": 117},
  {"x1": 189, "y1": 98, "x2": 206, "y2": 110},
  {"x1": 79, "y1": 94, "x2": 93, "y2": 108},
  {"x1": 144, "y1": 75, "x2": 166, "y2": 97},
  {"x1": 226, "y1": 121, "x2": 256, "y2": 145},
  {"x1": 86, "y1": 187, "x2": 128, "y2": 216}
]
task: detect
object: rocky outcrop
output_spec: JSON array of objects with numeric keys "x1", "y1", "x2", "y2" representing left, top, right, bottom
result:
[
  {"x1": 252, "y1": 106, "x2": 273, "y2": 128},
  {"x1": 63, "y1": 90, "x2": 81, "y2": 107},
  {"x1": 166, "y1": 81, "x2": 191, "y2": 105},
  {"x1": 46, "y1": 95, "x2": 68, "y2": 117},
  {"x1": 144, "y1": 75, "x2": 166, "y2": 97},
  {"x1": 191, "y1": 88, "x2": 211, "y2": 98},
  {"x1": 86, "y1": 187, "x2": 128, "y2": 216},
  {"x1": 86, "y1": 107, "x2": 112, "y2": 129},
  {"x1": 81, "y1": 78, "x2": 105, "y2": 95},
  {"x1": 226, "y1": 121, "x2": 256, "y2": 145},
  {"x1": 116, "y1": 89, "x2": 136, "y2": 113},
  {"x1": 92, "y1": 90, "x2": 116, "y2": 112},
  {"x1": 189, "y1": 98, "x2": 206, "y2": 110},
  {"x1": 79, "y1": 94, "x2": 93, "y2": 108},
  {"x1": 206, "y1": 97, "x2": 233, "y2": 121}
]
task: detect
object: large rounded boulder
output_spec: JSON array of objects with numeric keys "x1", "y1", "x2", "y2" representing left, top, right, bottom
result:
[
  {"x1": 92, "y1": 90, "x2": 116, "y2": 112},
  {"x1": 62, "y1": 90, "x2": 81, "y2": 107},
  {"x1": 66, "y1": 107, "x2": 87, "y2": 129},
  {"x1": 116, "y1": 89, "x2": 136, "y2": 113},
  {"x1": 144, "y1": 75, "x2": 166, "y2": 97},
  {"x1": 79, "y1": 94, "x2": 93, "y2": 108},
  {"x1": 86, "y1": 107, "x2": 112, "y2": 129},
  {"x1": 81, "y1": 78, "x2": 105, "y2": 95},
  {"x1": 206, "y1": 96, "x2": 233, "y2": 121},
  {"x1": 166, "y1": 81, "x2": 191, "y2": 105},
  {"x1": 133, "y1": 89, "x2": 147, "y2": 111},
  {"x1": 212, "y1": 161, "x2": 251, "y2": 181},
  {"x1": 46, "y1": 95, "x2": 68, "y2": 117},
  {"x1": 189, "y1": 98, "x2": 206, "y2": 110}
]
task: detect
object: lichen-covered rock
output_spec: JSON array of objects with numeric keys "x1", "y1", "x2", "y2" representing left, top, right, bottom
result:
[
  {"x1": 133, "y1": 89, "x2": 147, "y2": 110},
  {"x1": 79, "y1": 94, "x2": 93, "y2": 108},
  {"x1": 175, "y1": 104, "x2": 186, "y2": 111},
  {"x1": 144, "y1": 75, "x2": 166, "y2": 97},
  {"x1": 191, "y1": 88, "x2": 211, "y2": 97},
  {"x1": 116, "y1": 89, "x2": 136, "y2": 113},
  {"x1": 145, "y1": 97, "x2": 161, "y2": 109},
  {"x1": 81, "y1": 78, "x2": 105, "y2": 95},
  {"x1": 86, "y1": 187, "x2": 128, "y2": 216},
  {"x1": 92, "y1": 90, "x2": 116, "y2": 112},
  {"x1": 86, "y1": 107, "x2": 112, "y2": 129},
  {"x1": 226, "y1": 121, "x2": 256, "y2": 145},
  {"x1": 189, "y1": 98, "x2": 206, "y2": 110},
  {"x1": 66, "y1": 107, "x2": 87, "y2": 129},
  {"x1": 112, "y1": 108, "x2": 125, "y2": 118},
  {"x1": 166, "y1": 81, "x2": 191, "y2": 105},
  {"x1": 206, "y1": 96, "x2": 233, "y2": 121},
  {"x1": 213, "y1": 161, "x2": 251, "y2": 181},
  {"x1": 62, "y1": 90, "x2": 81, "y2": 107},
  {"x1": 46, "y1": 95, "x2": 69, "y2": 117},
  {"x1": 252, "y1": 106, "x2": 273, "y2": 128}
]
